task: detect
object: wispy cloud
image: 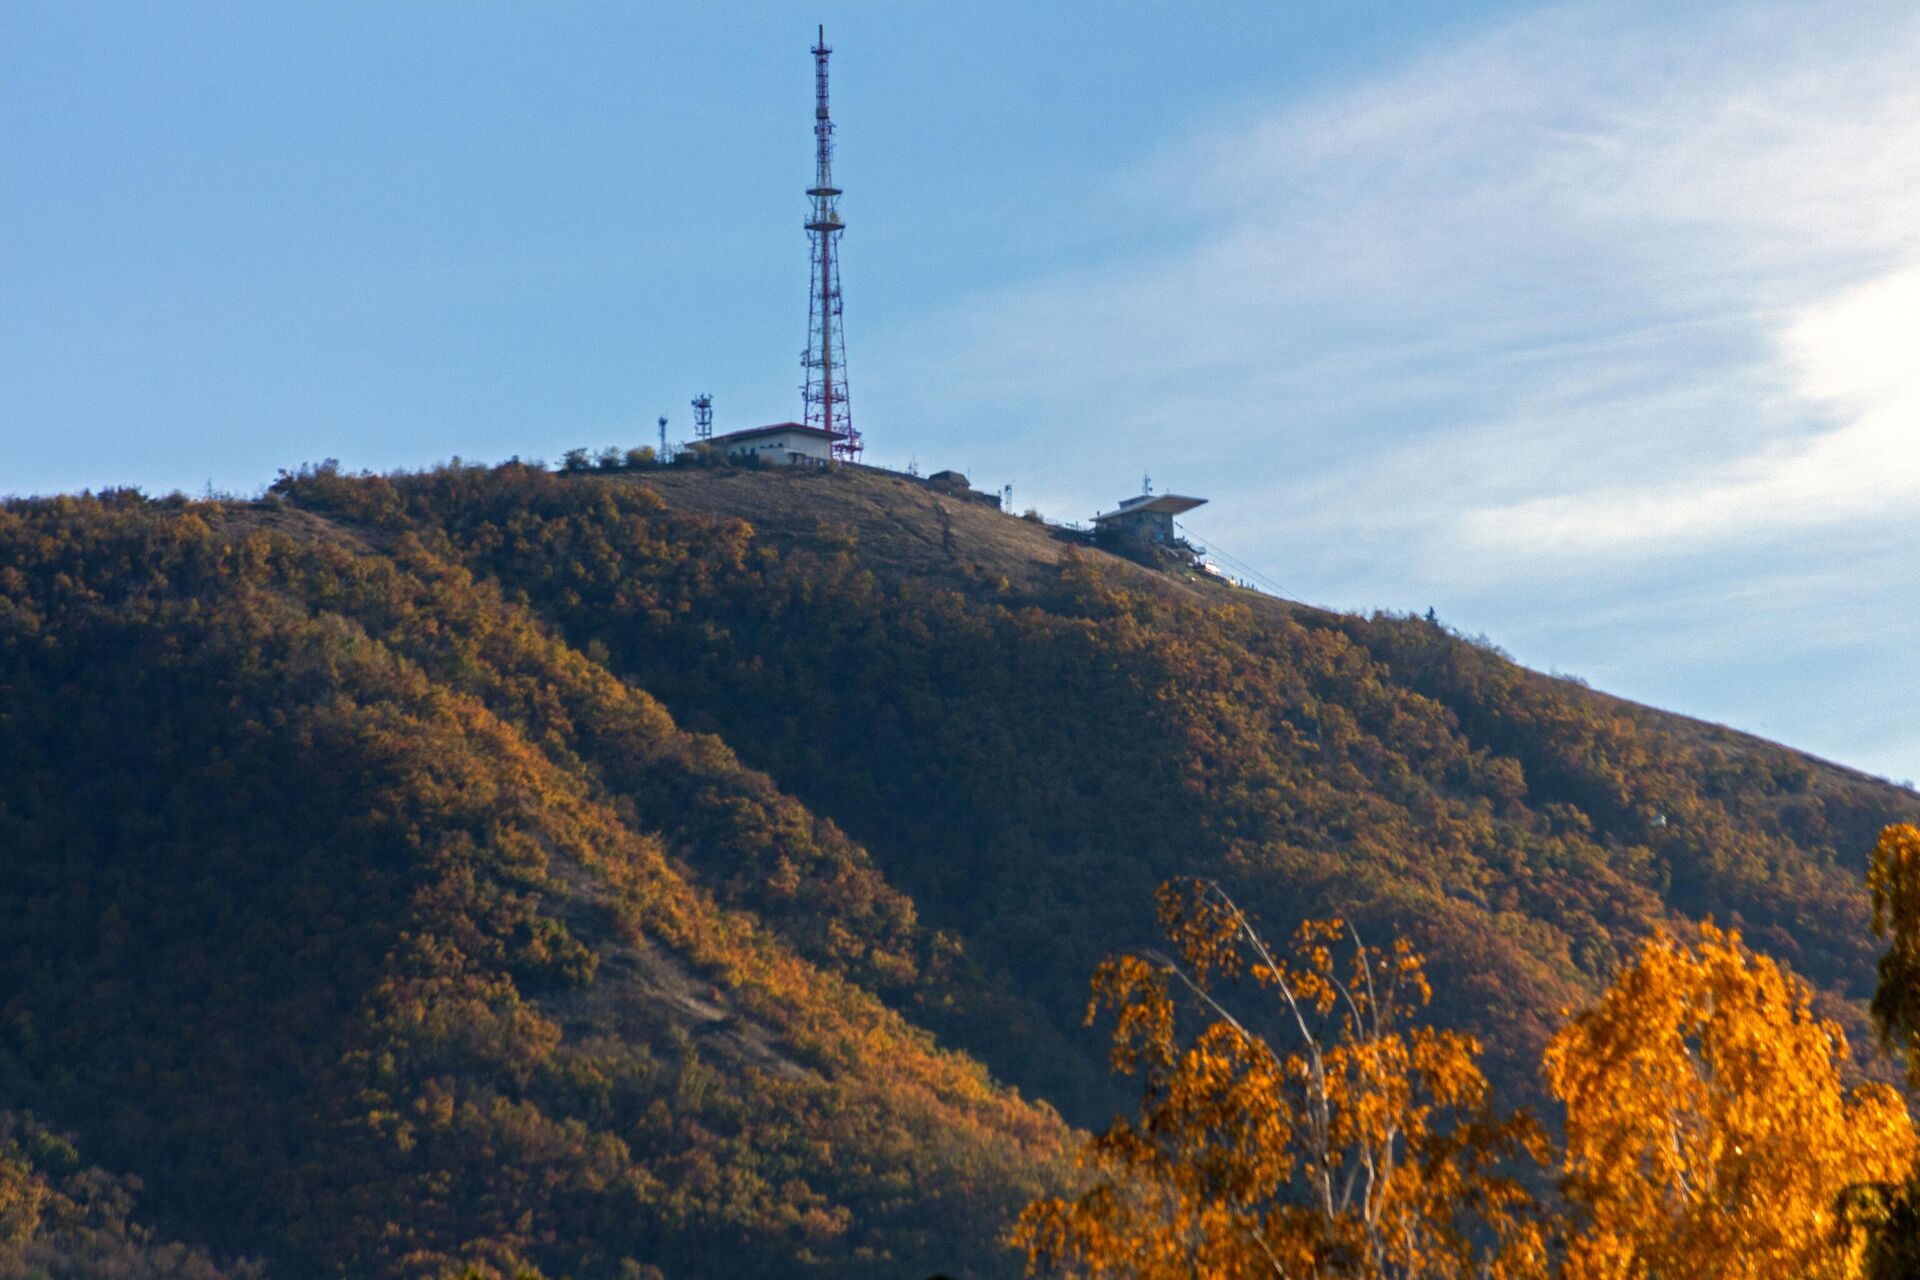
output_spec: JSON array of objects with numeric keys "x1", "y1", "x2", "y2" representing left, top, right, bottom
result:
[{"x1": 878, "y1": 0, "x2": 1920, "y2": 777}]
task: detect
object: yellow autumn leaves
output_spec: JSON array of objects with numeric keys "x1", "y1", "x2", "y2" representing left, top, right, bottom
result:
[
  {"x1": 1016, "y1": 880, "x2": 1547, "y2": 1280},
  {"x1": 1019, "y1": 824, "x2": 1920, "y2": 1279},
  {"x1": 1546, "y1": 926, "x2": 1910, "y2": 1280}
]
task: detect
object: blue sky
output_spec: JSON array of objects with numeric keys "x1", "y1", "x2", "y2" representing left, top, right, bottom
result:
[{"x1": 6, "y1": 2, "x2": 1920, "y2": 783}]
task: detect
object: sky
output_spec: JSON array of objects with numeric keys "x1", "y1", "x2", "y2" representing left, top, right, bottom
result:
[{"x1": 5, "y1": 2, "x2": 1919, "y2": 782}]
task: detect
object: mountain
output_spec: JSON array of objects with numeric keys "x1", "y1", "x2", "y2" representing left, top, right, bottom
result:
[{"x1": 2, "y1": 458, "x2": 1913, "y2": 1278}]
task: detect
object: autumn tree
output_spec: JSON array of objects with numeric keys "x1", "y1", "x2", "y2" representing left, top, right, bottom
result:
[
  {"x1": 1544, "y1": 923, "x2": 1914, "y2": 1280},
  {"x1": 1855, "y1": 822, "x2": 1920, "y2": 1278},
  {"x1": 1870, "y1": 824, "x2": 1920, "y2": 1067},
  {"x1": 1015, "y1": 879, "x2": 1549, "y2": 1280}
]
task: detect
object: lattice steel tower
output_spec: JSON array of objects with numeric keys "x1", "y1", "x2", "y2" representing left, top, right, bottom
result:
[{"x1": 803, "y1": 25, "x2": 860, "y2": 461}]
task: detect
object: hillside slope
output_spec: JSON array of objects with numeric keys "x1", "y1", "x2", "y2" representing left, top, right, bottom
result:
[
  {"x1": 2, "y1": 459, "x2": 1914, "y2": 1276},
  {"x1": 0, "y1": 486, "x2": 1068, "y2": 1279},
  {"x1": 282, "y1": 461, "x2": 1916, "y2": 1104}
]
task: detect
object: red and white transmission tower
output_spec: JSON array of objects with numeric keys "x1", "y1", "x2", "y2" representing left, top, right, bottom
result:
[{"x1": 802, "y1": 25, "x2": 860, "y2": 462}]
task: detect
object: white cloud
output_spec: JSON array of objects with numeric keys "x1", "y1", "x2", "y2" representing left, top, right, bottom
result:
[
  {"x1": 1788, "y1": 264, "x2": 1920, "y2": 411},
  {"x1": 1460, "y1": 260, "x2": 1920, "y2": 556},
  {"x1": 873, "y1": 0, "x2": 1920, "y2": 776},
  {"x1": 890, "y1": 0, "x2": 1920, "y2": 533}
]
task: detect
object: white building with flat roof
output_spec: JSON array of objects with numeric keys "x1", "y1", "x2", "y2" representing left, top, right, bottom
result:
[{"x1": 708, "y1": 422, "x2": 845, "y2": 467}]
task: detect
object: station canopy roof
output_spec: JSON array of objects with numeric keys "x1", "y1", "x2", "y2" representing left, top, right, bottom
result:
[{"x1": 1092, "y1": 493, "x2": 1207, "y2": 523}]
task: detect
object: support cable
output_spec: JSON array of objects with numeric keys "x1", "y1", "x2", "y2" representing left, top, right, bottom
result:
[{"x1": 1176, "y1": 520, "x2": 1290, "y2": 599}]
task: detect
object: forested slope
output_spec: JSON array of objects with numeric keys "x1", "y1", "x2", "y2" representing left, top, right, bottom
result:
[
  {"x1": 0, "y1": 486, "x2": 1068, "y2": 1279},
  {"x1": 279, "y1": 461, "x2": 1915, "y2": 1107},
  {"x1": 2, "y1": 458, "x2": 1913, "y2": 1277}
]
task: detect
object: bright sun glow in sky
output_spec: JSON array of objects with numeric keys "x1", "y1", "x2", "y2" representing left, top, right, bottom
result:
[{"x1": 5, "y1": 1, "x2": 1918, "y2": 782}]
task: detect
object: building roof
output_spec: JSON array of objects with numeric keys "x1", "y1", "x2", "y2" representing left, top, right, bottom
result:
[
  {"x1": 1092, "y1": 493, "x2": 1207, "y2": 522},
  {"x1": 708, "y1": 421, "x2": 847, "y2": 446}
]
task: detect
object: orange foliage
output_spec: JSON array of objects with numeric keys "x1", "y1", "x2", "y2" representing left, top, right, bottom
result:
[
  {"x1": 1016, "y1": 880, "x2": 1548, "y2": 1279},
  {"x1": 1544, "y1": 925, "x2": 1914, "y2": 1280}
]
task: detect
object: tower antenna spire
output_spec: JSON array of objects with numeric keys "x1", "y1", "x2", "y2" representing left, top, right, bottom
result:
[{"x1": 803, "y1": 24, "x2": 859, "y2": 461}]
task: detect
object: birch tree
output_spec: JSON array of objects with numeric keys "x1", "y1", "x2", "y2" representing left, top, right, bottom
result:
[
  {"x1": 1545, "y1": 923, "x2": 1913, "y2": 1280},
  {"x1": 1015, "y1": 879, "x2": 1549, "y2": 1280}
]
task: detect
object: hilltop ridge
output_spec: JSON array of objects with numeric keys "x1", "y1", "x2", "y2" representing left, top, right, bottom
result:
[{"x1": 643, "y1": 462, "x2": 1895, "y2": 791}]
